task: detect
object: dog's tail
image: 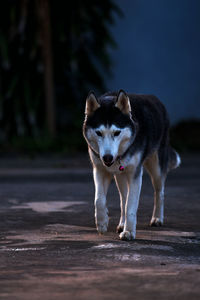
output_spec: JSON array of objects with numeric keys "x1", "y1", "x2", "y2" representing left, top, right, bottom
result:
[{"x1": 168, "y1": 146, "x2": 181, "y2": 171}]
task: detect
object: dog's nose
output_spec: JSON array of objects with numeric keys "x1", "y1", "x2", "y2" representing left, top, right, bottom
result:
[{"x1": 103, "y1": 154, "x2": 113, "y2": 165}]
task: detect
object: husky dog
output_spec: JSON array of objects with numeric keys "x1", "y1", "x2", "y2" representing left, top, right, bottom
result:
[{"x1": 83, "y1": 90, "x2": 180, "y2": 241}]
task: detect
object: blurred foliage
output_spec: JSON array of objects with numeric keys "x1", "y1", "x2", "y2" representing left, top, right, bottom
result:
[
  {"x1": 0, "y1": 1, "x2": 198, "y2": 155},
  {"x1": 170, "y1": 119, "x2": 200, "y2": 152},
  {"x1": 0, "y1": 0, "x2": 121, "y2": 153}
]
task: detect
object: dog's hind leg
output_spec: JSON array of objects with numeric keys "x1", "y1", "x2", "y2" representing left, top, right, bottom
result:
[
  {"x1": 114, "y1": 173, "x2": 128, "y2": 233},
  {"x1": 93, "y1": 167, "x2": 112, "y2": 234},
  {"x1": 144, "y1": 151, "x2": 166, "y2": 227}
]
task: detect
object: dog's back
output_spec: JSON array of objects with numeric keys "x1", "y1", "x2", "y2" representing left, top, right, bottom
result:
[{"x1": 101, "y1": 92, "x2": 179, "y2": 173}]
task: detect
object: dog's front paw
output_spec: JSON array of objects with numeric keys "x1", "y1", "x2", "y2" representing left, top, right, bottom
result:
[
  {"x1": 150, "y1": 217, "x2": 163, "y2": 227},
  {"x1": 97, "y1": 223, "x2": 108, "y2": 234},
  {"x1": 119, "y1": 230, "x2": 135, "y2": 241}
]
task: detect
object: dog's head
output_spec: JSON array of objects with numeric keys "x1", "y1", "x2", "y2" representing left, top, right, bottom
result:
[{"x1": 83, "y1": 90, "x2": 137, "y2": 167}]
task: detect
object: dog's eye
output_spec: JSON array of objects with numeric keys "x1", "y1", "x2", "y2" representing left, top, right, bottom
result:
[
  {"x1": 95, "y1": 130, "x2": 102, "y2": 137},
  {"x1": 114, "y1": 130, "x2": 121, "y2": 137}
]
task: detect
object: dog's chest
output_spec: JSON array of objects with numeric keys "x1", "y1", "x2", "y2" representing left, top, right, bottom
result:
[
  {"x1": 92, "y1": 155, "x2": 123, "y2": 174},
  {"x1": 90, "y1": 150, "x2": 141, "y2": 175},
  {"x1": 104, "y1": 161, "x2": 124, "y2": 174}
]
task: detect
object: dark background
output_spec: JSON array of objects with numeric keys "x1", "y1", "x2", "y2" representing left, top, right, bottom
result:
[
  {"x1": 108, "y1": 0, "x2": 200, "y2": 124},
  {"x1": 0, "y1": 0, "x2": 199, "y2": 156}
]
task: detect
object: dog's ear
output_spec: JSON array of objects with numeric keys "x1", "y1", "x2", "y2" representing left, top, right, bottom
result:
[
  {"x1": 85, "y1": 91, "x2": 100, "y2": 116},
  {"x1": 115, "y1": 90, "x2": 131, "y2": 115}
]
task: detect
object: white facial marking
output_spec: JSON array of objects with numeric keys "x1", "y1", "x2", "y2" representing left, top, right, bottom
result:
[
  {"x1": 87, "y1": 124, "x2": 132, "y2": 164},
  {"x1": 103, "y1": 96, "x2": 114, "y2": 101}
]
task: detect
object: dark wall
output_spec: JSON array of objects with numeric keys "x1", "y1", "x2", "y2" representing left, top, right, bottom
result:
[{"x1": 107, "y1": 0, "x2": 200, "y2": 123}]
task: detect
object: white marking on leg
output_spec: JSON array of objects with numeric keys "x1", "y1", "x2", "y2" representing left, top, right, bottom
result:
[
  {"x1": 144, "y1": 152, "x2": 165, "y2": 226},
  {"x1": 93, "y1": 167, "x2": 112, "y2": 234},
  {"x1": 120, "y1": 167, "x2": 143, "y2": 241},
  {"x1": 114, "y1": 173, "x2": 128, "y2": 232},
  {"x1": 151, "y1": 178, "x2": 165, "y2": 226}
]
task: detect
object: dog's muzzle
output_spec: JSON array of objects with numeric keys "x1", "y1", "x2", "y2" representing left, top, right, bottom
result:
[{"x1": 103, "y1": 154, "x2": 114, "y2": 167}]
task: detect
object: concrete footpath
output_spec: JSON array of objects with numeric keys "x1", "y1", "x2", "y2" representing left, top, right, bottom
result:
[{"x1": 0, "y1": 154, "x2": 199, "y2": 300}]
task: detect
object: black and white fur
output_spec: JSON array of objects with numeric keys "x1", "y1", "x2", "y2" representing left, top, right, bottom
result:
[{"x1": 83, "y1": 90, "x2": 181, "y2": 241}]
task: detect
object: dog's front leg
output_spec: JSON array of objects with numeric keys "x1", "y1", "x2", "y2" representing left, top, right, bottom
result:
[
  {"x1": 114, "y1": 173, "x2": 128, "y2": 233},
  {"x1": 93, "y1": 167, "x2": 112, "y2": 234},
  {"x1": 119, "y1": 167, "x2": 143, "y2": 241}
]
